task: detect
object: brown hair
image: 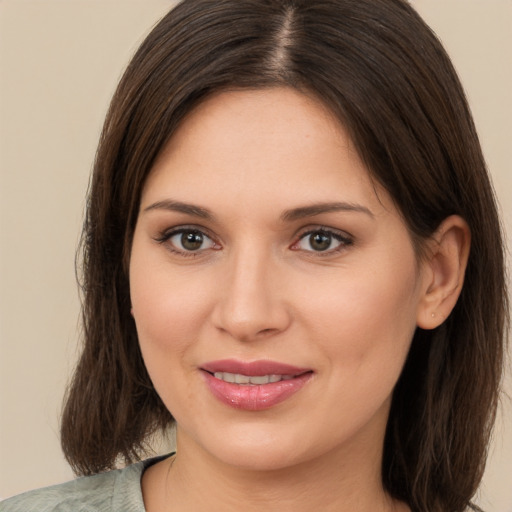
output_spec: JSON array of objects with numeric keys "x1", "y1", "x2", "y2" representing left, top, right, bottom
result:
[{"x1": 61, "y1": 1, "x2": 508, "y2": 510}]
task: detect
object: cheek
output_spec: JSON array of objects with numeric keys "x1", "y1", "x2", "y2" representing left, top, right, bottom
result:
[
  {"x1": 129, "y1": 261, "x2": 210, "y2": 415},
  {"x1": 300, "y1": 257, "x2": 420, "y2": 379},
  {"x1": 131, "y1": 280, "x2": 213, "y2": 367},
  {"x1": 129, "y1": 239, "x2": 212, "y2": 365}
]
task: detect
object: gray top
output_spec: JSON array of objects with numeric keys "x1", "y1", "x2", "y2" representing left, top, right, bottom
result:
[{"x1": 1, "y1": 456, "x2": 169, "y2": 512}]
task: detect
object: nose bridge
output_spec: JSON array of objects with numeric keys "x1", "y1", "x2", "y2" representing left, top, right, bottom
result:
[{"x1": 213, "y1": 240, "x2": 289, "y2": 341}]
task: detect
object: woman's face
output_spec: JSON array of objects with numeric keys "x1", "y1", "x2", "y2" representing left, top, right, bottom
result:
[{"x1": 130, "y1": 87, "x2": 431, "y2": 471}]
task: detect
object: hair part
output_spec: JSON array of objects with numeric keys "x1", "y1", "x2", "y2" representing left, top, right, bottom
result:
[{"x1": 61, "y1": 1, "x2": 509, "y2": 511}]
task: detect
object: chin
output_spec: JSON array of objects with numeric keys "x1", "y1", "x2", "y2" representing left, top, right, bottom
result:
[
  {"x1": 215, "y1": 442, "x2": 304, "y2": 472},
  {"x1": 180, "y1": 419, "x2": 309, "y2": 472}
]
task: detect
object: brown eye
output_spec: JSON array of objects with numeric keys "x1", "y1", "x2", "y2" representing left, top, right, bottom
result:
[
  {"x1": 293, "y1": 229, "x2": 353, "y2": 254},
  {"x1": 181, "y1": 231, "x2": 204, "y2": 251},
  {"x1": 309, "y1": 232, "x2": 332, "y2": 251},
  {"x1": 166, "y1": 229, "x2": 216, "y2": 253}
]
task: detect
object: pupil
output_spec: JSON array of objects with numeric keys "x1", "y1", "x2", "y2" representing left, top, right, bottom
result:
[
  {"x1": 181, "y1": 231, "x2": 203, "y2": 251},
  {"x1": 310, "y1": 232, "x2": 331, "y2": 251}
]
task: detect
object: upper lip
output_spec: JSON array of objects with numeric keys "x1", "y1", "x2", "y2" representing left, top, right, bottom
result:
[{"x1": 201, "y1": 359, "x2": 311, "y2": 377}]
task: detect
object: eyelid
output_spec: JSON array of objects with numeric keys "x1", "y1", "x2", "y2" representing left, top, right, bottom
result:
[
  {"x1": 154, "y1": 225, "x2": 221, "y2": 256},
  {"x1": 153, "y1": 224, "x2": 353, "y2": 257},
  {"x1": 290, "y1": 226, "x2": 354, "y2": 254}
]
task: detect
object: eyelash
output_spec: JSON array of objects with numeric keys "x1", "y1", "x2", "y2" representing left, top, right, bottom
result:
[
  {"x1": 154, "y1": 225, "x2": 354, "y2": 258},
  {"x1": 154, "y1": 226, "x2": 220, "y2": 258},
  {"x1": 291, "y1": 227, "x2": 354, "y2": 255}
]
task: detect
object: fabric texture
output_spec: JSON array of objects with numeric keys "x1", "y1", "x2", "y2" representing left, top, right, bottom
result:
[{"x1": 1, "y1": 455, "x2": 170, "y2": 512}]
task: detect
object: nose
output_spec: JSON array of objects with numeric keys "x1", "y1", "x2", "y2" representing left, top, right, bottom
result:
[{"x1": 211, "y1": 246, "x2": 291, "y2": 342}]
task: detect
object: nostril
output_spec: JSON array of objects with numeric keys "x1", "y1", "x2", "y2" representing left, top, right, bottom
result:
[{"x1": 257, "y1": 328, "x2": 278, "y2": 336}]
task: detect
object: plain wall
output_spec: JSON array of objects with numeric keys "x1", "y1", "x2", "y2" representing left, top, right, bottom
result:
[{"x1": 1, "y1": 0, "x2": 511, "y2": 509}]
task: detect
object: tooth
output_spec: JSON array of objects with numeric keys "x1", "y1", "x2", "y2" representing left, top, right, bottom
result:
[
  {"x1": 223, "y1": 372, "x2": 236, "y2": 383},
  {"x1": 212, "y1": 372, "x2": 295, "y2": 384},
  {"x1": 249, "y1": 375, "x2": 270, "y2": 385}
]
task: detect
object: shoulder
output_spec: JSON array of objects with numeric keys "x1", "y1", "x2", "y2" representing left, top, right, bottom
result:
[
  {"x1": 0, "y1": 456, "x2": 169, "y2": 512},
  {"x1": 1, "y1": 468, "x2": 123, "y2": 512}
]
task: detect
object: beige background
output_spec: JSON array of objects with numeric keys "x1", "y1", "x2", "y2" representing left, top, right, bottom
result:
[{"x1": 0, "y1": 0, "x2": 511, "y2": 509}]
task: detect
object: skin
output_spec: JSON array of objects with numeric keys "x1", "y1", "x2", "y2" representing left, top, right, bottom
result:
[{"x1": 130, "y1": 87, "x2": 469, "y2": 512}]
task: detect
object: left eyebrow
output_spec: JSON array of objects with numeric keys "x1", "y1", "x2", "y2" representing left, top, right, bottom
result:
[{"x1": 281, "y1": 202, "x2": 375, "y2": 222}]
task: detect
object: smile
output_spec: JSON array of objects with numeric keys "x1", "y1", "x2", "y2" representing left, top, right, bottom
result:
[
  {"x1": 201, "y1": 360, "x2": 313, "y2": 410},
  {"x1": 212, "y1": 372, "x2": 295, "y2": 385}
]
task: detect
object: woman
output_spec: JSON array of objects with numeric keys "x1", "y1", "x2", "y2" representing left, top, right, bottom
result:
[{"x1": 3, "y1": 0, "x2": 507, "y2": 511}]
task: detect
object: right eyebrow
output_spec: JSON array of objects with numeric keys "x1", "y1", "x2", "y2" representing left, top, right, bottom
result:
[{"x1": 143, "y1": 199, "x2": 215, "y2": 221}]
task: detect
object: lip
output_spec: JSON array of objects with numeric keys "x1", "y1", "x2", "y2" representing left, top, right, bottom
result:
[
  {"x1": 201, "y1": 359, "x2": 313, "y2": 411},
  {"x1": 201, "y1": 359, "x2": 310, "y2": 376}
]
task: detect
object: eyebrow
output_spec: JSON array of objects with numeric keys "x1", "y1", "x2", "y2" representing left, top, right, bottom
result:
[
  {"x1": 143, "y1": 199, "x2": 374, "y2": 222},
  {"x1": 280, "y1": 202, "x2": 374, "y2": 222},
  {"x1": 143, "y1": 200, "x2": 215, "y2": 220}
]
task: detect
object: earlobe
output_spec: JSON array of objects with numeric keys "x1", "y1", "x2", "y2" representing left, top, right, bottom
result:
[{"x1": 416, "y1": 215, "x2": 471, "y2": 329}]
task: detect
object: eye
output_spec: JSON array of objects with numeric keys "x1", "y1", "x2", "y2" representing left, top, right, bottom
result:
[
  {"x1": 292, "y1": 229, "x2": 353, "y2": 253},
  {"x1": 156, "y1": 227, "x2": 218, "y2": 255}
]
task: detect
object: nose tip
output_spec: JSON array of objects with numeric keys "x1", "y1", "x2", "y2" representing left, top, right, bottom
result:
[
  {"x1": 213, "y1": 290, "x2": 291, "y2": 342},
  {"x1": 217, "y1": 322, "x2": 283, "y2": 343},
  {"x1": 211, "y1": 257, "x2": 291, "y2": 342}
]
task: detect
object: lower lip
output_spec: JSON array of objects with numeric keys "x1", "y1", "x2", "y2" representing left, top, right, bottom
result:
[{"x1": 202, "y1": 371, "x2": 312, "y2": 411}]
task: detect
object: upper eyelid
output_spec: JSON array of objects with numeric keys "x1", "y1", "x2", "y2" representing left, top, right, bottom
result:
[
  {"x1": 291, "y1": 226, "x2": 355, "y2": 253},
  {"x1": 157, "y1": 224, "x2": 217, "y2": 241},
  {"x1": 294, "y1": 225, "x2": 354, "y2": 240},
  {"x1": 155, "y1": 226, "x2": 219, "y2": 257},
  {"x1": 153, "y1": 224, "x2": 354, "y2": 247}
]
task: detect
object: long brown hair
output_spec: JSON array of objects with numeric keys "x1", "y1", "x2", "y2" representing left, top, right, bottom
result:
[{"x1": 61, "y1": 1, "x2": 508, "y2": 510}]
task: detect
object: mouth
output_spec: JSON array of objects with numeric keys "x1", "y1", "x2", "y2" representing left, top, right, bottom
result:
[
  {"x1": 200, "y1": 359, "x2": 313, "y2": 411},
  {"x1": 209, "y1": 372, "x2": 296, "y2": 385}
]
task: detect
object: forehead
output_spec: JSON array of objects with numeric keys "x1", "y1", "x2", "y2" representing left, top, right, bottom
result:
[{"x1": 142, "y1": 87, "x2": 393, "y2": 218}]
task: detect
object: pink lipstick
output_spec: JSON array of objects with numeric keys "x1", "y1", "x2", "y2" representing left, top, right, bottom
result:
[{"x1": 201, "y1": 359, "x2": 313, "y2": 411}]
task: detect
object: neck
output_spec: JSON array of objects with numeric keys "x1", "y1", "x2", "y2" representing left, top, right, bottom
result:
[{"x1": 142, "y1": 425, "x2": 408, "y2": 512}]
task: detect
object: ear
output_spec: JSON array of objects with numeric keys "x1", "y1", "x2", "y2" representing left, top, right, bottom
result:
[{"x1": 416, "y1": 215, "x2": 471, "y2": 329}]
